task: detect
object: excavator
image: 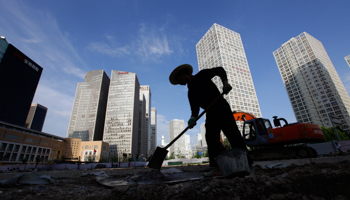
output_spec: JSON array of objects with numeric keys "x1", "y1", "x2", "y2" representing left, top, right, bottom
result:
[{"x1": 232, "y1": 111, "x2": 325, "y2": 161}]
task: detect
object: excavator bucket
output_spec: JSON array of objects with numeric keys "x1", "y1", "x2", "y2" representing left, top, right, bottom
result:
[{"x1": 233, "y1": 111, "x2": 256, "y2": 121}]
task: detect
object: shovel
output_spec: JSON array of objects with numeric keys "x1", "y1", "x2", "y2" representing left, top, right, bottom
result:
[{"x1": 147, "y1": 93, "x2": 224, "y2": 169}]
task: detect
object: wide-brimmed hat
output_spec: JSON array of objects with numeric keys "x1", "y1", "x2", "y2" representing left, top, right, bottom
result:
[{"x1": 169, "y1": 64, "x2": 193, "y2": 85}]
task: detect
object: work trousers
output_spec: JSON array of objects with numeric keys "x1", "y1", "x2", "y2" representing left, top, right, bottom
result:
[{"x1": 205, "y1": 104, "x2": 247, "y2": 168}]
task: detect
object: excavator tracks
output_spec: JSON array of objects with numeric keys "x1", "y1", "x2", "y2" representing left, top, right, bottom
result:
[{"x1": 249, "y1": 146, "x2": 317, "y2": 161}]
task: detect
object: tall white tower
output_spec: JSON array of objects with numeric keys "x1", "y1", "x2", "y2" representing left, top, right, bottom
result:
[
  {"x1": 196, "y1": 23, "x2": 262, "y2": 132},
  {"x1": 200, "y1": 123, "x2": 207, "y2": 147},
  {"x1": 184, "y1": 134, "x2": 191, "y2": 158},
  {"x1": 169, "y1": 119, "x2": 185, "y2": 158},
  {"x1": 67, "y1": 70, "x2": 110, "y2": 141},
  {"x1": 150, "y1": 107, "x2": 157, "y2": 155},
  {"x1": 103, "y1": 71, "x2": 140, "y2": 158},
  {"x1": 273, "y1": 32, "x2": 350, "y2": 132}
]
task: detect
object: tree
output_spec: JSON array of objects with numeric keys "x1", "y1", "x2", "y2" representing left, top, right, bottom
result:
[
  {"x1": 61, "y1": 155, "x2": 66, "y2": 162},
  {"x1": 223, "y1": 138, "x2": 232, "y2": 149},
  {"x1": 321, "y1": 126, "x2": 350, "y2": 142},
  {"x1": 203, "y1": 149, "x2": 209, "y2": 157},
  {"x1": 169, "y1": 152, "x2": 175, "y2": 159},
  {"x1": 99, "y1": 157, "x2": 108, "y2": 163},
  {"x1": 194, "y1": 152, "x2": 202, "y2": 159},
  {"x1": 35, "y1": 156, "x2": 42, "y2": 168},
  {"x1": 21, "y1": 157, "x2": 28, "y2": 170},
  {"x1": 176, "y1": 150, "x2": 182, "y2": 159}
]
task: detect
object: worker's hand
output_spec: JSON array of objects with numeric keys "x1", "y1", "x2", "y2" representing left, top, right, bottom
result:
[
  {"x1": 222, "y1": 80, "x2": 232, "y2": 94},
  {"x1": 188, "y1": 117, "x2": 196, "y2": 129}
]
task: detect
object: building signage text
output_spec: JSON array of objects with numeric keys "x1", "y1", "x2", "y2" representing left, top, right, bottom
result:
[{"x1": 13, "y1": 52, "x2": 39, "y2": 72}]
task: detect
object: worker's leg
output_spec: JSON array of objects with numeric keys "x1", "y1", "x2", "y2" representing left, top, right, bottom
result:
[
  {"x1": 219, "y1": 105, "x2": 247, "y2": 150},
  {"x1": 205, "y1": 116, "x2": 224, "y2": 168},
  {"x1": 219, "y1": 106, "x2": 253, "y2": 166}
]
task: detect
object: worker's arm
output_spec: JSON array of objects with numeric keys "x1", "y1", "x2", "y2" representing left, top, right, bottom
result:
[
  {"x1": 201, "y1": 67, "x2": 232, "y2": 94},
  {"x1": 200, "y1": 67, "x2": 228, "y2": 82},
  {"x1": 188, "y1": 90, "x2": 200, "y2": 118}
]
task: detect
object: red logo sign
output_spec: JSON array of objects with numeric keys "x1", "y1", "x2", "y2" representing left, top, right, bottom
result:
[{"x1": 118, "y1": 72, "x2": 128, "y2": 74}]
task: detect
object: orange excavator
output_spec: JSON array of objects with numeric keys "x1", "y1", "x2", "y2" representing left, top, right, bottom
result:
[{"x1": 233, "y1": 111, "x2": 325, "y2": 160}]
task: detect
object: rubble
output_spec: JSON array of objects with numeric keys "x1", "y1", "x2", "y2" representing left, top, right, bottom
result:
[{"x1": 0, "y1": 159, "x2": 349, "y2": 200}]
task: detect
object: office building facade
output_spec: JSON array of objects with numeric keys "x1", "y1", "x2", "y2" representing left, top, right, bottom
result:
[
  {"x1": 150, "y1": 107, "x2": 157, "y2": 155},
  {"x1": 140, "y1": 85, "x2": 151, "y2": 156},
  {"x1": 184, "y1": 134, "x2": 191, "y2": 158},
  {"x1": 196, "y1": 23, "x2": 262, "y2": 132},
  {"x1": 273, "y1": 32, "x2": 350, "y2": 131},
  {"x1": 67, "y1": 70, "x2": 110, "y2": 141},
  {"x1": 169, "y1": 119, "x2": 185, "y2": 158},
  {"x1": 25, "y1": 103, "x2": 48, "y2": 132},
  {"x1": 138, "y1": 94, "x2": 147, "y2": 159},
  {"x1": 0, "y1": 37, "x2": 43, "y2": 127},
  {"x1": 345, "y1": 55, "x2": 350, "y2": 67},
  {"x1": 0, "y1": 121, "x2": 65, "y2": 164},
  {"x1": 103, "y1": 71, "x2": 140, "y2": 158}
]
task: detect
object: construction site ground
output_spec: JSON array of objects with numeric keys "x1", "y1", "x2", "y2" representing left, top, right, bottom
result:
[{"x1": 1, "y1": 155, "x2": 350, "y2": 200}]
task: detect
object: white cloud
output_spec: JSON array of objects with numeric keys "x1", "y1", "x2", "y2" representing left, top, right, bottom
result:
[
  {"x1": 0, "y1": 1, "x2": 86, "y2": 79},
  {"x1": 87, "y1": 23, "x2": 174, "y2": 62},
  {"x1": 87, "y1": 42, "x2": 130, "y2": 57},
  {"x1": 0, "y1": 1, "x2": 88, "y2": 137}
]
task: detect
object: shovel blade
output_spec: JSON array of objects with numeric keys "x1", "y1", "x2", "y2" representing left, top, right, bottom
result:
[{"x1": 147, "y1": 146, "x2": 169, "y2": 169}]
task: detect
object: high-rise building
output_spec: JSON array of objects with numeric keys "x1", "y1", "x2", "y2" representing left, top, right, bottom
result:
[
  {"x1": 138, "y1": 94, "x2": 147, "y2": 159},
  {"x1": 103, "y1": 71, "x2": 140, "y2": 158},
  {"x1": 196, "y1": 23, "x2": 262, "y2": 132},
  {"x1": 200, "y1": 123, "x2": 207, "y2": 148},
  {"x1": 140, "y1": 85, "x2": 151, "y2": 156},
  {"x1": 150, "y1": 107, "x2": 157, "y2": 155},
  {"x1": 67, "y1": 70, "x2": 110, "y2": 141},
  {"x1": 273, "y1": 32, "x2": 350, "y2": 131},
  {"x1": 0, "y1": 37, "x2": 43, "y2": 127},
  {"x1": 25, "y1": 103, "x2": 47, "y2": 132},
  {"x1": 184, "y1": 134, "x2": 191, "y2": 158},
  {"x1": 169, "y1": 119, "x2": 185, "y2": 158},
  {"x1": 345, "y1": 55, "x2": 350, "y2": 67},
  {"x1": 196, "y1": 133, "x2": 202, "y2": 147}
]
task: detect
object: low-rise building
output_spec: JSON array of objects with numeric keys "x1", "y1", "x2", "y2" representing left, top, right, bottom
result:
[{"x1": 0, "y1": 121, "x2": 65, "y2": 164}]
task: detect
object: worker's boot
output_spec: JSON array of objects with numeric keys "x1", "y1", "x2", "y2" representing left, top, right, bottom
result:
[{"x1": 203, "y1": 168, "x2": 222, "y2": 177}]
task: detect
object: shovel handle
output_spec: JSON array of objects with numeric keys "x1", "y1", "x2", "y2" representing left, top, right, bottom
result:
[{"x1": 165, "y1": 93, "x2": 224, "y2": 149}]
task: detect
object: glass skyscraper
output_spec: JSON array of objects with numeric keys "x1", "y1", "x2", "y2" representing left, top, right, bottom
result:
[
  {"x1": 103, "y1": 71, "x2": 140, "y2": 158},
  {"x1": 196, "y1": 23, "x2": 262, "y2": 132},
  {"x1": 140, "y1": 85, "x2": 151, "y2": 157},
  {"x1": 273, "y1": 32, "x2": 350, "y2": 131},
  {"x1": 138, "y1": 94, "x2": 146, "y2": 159},
  {"x1": 67, "y1": 70, "x2": 110, "y2": 141},
  {"x1": 25, "y1": 103, "x2": 47, "y2": 132},
  {"x1": 0, "y1": 37, "x2": 43, "y2": 127}
]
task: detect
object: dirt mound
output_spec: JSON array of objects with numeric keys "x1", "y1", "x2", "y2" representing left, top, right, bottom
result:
[{"x1": 0, "y1": 160, "x2": 349, "y2": 200}]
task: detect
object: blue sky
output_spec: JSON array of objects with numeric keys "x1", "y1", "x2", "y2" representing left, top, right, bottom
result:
[{"x1": 1, "y1": 0, "x2": 350, "y2": 148}]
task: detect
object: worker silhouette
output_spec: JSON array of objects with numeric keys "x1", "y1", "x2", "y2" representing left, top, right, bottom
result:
[{"x1": 169, "y1": 64, "x2": 251, "y2": 177}]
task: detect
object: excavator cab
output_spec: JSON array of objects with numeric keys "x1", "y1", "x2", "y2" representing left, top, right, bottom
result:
[
  {"x1": 233, "y1": 111, "x2": 273, "y2": 147},
  {"x1": 243, "y1": 118, "x2": 272, "y2": 147}
]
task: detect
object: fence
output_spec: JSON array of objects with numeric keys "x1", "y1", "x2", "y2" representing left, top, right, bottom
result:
[{"x1": 0, "y1": 158, "x2": 209, "y2": 172}]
